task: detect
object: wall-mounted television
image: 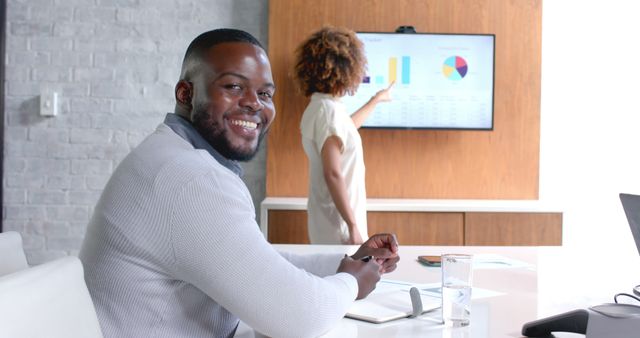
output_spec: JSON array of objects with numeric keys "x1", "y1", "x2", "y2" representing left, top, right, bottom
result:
[{"x1": 342, "y1": 32, "x2": 495, "y2": 130}]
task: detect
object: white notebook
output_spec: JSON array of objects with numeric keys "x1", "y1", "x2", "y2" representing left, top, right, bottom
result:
[{"x1": 345, "y1": 280, "x2": 441, "y2": 324}]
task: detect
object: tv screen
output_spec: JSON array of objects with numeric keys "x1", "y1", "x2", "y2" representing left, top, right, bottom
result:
[{"x1": 341, "y1": 32, "x2": 495, "y2": 130}]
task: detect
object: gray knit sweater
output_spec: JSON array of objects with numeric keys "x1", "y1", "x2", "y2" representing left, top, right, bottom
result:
[{"x1": 80, "y1": 121, "x2": 357, "y2": 338}]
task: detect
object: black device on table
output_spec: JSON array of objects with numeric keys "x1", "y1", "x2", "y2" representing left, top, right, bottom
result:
[{"x1": 417, "y1": 255, "x2": 441, "y2": 267}]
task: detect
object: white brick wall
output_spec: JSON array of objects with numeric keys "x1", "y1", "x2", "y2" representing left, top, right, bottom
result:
[{"x1": 3, "y1": 0, "x2": 269, "y2": 264}]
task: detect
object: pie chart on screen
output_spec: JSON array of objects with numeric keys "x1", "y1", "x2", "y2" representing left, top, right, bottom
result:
[{"x1": 442, "y1": 56, "x2": 468, "y2": 80}]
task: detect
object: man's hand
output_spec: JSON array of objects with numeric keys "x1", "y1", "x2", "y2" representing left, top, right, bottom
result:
[
  {"x1": 337, "y1": 255, "x2": 381, "y2": 299},
  {"x1": 351, "y1": 233, "x2": 400, "y2": 274}
]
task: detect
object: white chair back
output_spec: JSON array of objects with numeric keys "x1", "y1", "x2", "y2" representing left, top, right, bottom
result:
[
  {"x1": 0, "y1": 256, "x2": 104, "y2": 338},
  {"x1": 0, "y1": 231, "x2": 29, "y2": 276}
]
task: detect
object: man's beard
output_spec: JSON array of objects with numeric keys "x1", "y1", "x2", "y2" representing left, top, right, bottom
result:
[{"x1": 192, "y1": 107, "x2": 266, "y2": 162}]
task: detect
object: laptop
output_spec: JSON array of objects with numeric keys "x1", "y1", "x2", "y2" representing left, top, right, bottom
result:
[{"x1": 620, "y1": 193, "x2": 640, "y2": 256}]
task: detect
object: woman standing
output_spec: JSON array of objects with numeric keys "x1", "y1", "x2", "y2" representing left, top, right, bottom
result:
[{"x1": 293, "y1": 26, "x2": 394, "y2": 244}]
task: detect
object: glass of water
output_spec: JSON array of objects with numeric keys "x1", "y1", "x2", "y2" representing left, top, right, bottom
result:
[{"x1": 441, "y1": 254, "x2": 473, "y2": 326}]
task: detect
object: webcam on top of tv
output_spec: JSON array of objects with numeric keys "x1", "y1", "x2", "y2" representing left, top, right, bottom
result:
[{"x1": 395, "y1": 26, "x2": 416, "y2": 34}]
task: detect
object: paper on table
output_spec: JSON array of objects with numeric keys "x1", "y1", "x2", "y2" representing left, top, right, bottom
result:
[
  {"x1": 472, "y1": 254, "x2": 533, "y2": 270},
  {"x1": 345, "y1": 279, "x2": 440, "y2": 324},
  {"x1": 346, "y1": 277, "x2": 506, "y2": 324},
  {"x1": 416, "y1": 283, "x2": 504, "y2": 299}
]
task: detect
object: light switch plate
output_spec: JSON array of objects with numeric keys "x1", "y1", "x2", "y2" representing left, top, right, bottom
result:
[{"x1": 40, "y1": 86, "x2": 58, "y2": 117}]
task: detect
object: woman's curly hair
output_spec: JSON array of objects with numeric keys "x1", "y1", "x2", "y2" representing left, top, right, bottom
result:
[{"x1": 293, "y1": 26, "x2": 366, "y2": 97}]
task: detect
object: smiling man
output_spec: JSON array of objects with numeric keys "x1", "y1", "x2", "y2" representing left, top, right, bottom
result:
[
  {"x1": 79, "y1": 29, "x2": 400, "y2": 338},
  {"x1": 174, "y1": 31, "x2": 275, "y2": 162}
]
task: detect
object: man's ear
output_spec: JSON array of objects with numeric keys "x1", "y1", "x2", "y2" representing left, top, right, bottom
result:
[{"x1": 175, "y1": 80, "x2": 193, "y2": 108}]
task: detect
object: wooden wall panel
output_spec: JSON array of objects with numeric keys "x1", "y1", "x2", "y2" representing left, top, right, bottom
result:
[
  {"x1": 266, "y1": 0, "x2": 542, "y2": 199},
  {"x1": 368, "y1": 212, "x2": 464, "y2": 245},
  {"x1": 464, "y1": 212, "x2": 563, "y2": 246},
  {"x1": 267, "y1": 210, "x2": 309, "y2": 244}
]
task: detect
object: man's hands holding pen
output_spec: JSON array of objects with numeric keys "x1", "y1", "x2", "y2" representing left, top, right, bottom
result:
[
  {"x1": 337, "y1": 255, "x2": 380, "y2": 299},
  {"x1": 337, "y1": 233, "x2": 400, "y2": 299},
  {"x1": 351, "y1": 233, "x2": 400, "y2": 273}
]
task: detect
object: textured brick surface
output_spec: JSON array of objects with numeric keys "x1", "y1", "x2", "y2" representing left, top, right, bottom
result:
[{"x1": 4, "y1": 0, "x2": 269, "y2": 264}]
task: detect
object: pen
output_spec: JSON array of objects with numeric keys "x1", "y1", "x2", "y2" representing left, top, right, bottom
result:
[{"x1": 361, "y1": 255, "x2": 374, "y2": 262}]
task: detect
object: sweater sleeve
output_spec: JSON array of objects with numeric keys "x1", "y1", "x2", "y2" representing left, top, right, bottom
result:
[
  {"x1": 169, "y1": 165, "x2": 358, "y2": 338},
  {"x1": 278, "y1": 251, "x2": 345, "y2": 277}
]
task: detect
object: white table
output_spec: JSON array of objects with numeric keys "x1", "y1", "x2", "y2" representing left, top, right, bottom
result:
[{"x1": 237, "y1": 244, "x2": 640, "y2": 338}]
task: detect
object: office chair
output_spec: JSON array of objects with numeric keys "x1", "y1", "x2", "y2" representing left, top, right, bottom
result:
[
  {"x1": 0, "y1": 231, "x2": 29, "y2": 276},
  {"x1": 0, "y1": 256, "x2": 104, "y2": 338}
]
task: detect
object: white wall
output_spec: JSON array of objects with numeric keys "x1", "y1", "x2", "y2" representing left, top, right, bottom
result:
[
  {"x1": 538, "y1": 0, "x2": 640, "y2": 312},
  {"x1": 540, "y1": 1, "x2": 640, "y2": 254}
]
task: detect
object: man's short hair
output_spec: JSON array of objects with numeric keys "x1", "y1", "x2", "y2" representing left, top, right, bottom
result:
[{"x1": 180, "y1": 28, "x2": 263, "y2": 79}]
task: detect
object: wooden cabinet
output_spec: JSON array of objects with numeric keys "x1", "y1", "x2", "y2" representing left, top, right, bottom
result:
[
  {"x1": 464, "y1": 212, "x2": 562, "y2": 246},
  {"x1": 267, "y1": 210, "x2": 310, "y2": 244},
  {"x1": 367, "y1": 212, "x2": 464, "y2": 246},
  {"x1": 266, "y1": 208, "x2": 562, "y2": 246}
]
